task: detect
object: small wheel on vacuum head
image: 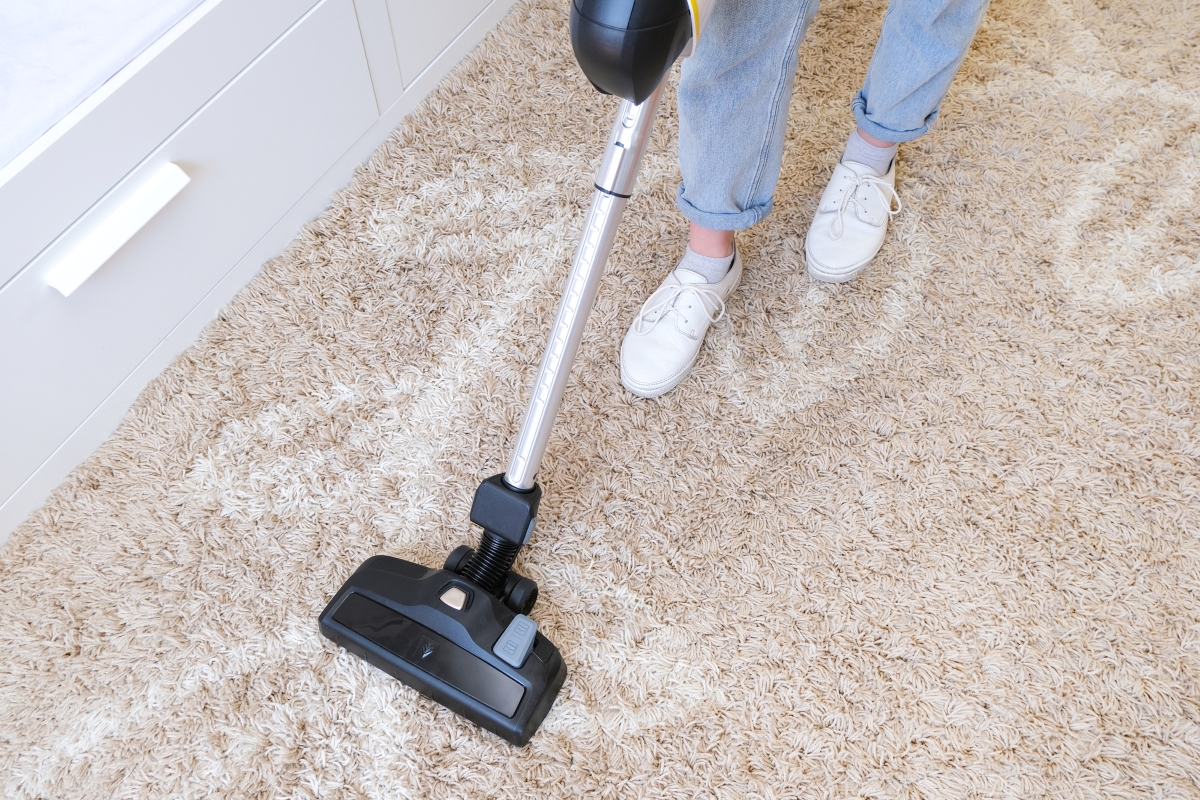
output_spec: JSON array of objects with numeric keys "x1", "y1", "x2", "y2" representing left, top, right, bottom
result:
[
  {"x1": 444, "y1": 545, "x2": 475, "y2": 575},
  {"x1": 505, "y1": 577, "x2": 538, "y2": 615}
]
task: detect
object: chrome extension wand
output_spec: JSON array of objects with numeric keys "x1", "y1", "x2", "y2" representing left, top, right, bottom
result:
[{"x1": 505, "y1": 85, "x2": 665, "y2": 491}]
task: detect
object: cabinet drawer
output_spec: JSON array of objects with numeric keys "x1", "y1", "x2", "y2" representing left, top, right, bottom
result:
[
  {"x1": 0, "y1": 0, "x2": 321, "y2": 290},
  {"x1": 0, "y1": 0, "x2": 377, "y2": 502}
]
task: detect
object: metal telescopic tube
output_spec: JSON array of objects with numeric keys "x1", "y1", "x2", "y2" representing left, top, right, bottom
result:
[{"x1": 504, "y1": 86, "x2": 665, "y2": 491}]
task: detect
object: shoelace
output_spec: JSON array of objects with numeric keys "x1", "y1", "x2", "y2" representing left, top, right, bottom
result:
[
  {"x1": 634, "y1": 283, "x2": 727, "y2": 335},
  {"x1": 830, "y1": 173, "x2": 902, "y2": 239}
]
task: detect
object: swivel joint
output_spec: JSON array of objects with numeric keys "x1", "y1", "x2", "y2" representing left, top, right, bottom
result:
[{"x1": 459, "y1": 474, "x2": 542, "y2": 596}]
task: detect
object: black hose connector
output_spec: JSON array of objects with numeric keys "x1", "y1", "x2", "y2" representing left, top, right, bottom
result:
[
  {"x1": 471, "y1": 474, "x2": 541, "y2": 546},
  {"x1": 461, "y1": 530, "x2": 522, "y2": 596}
]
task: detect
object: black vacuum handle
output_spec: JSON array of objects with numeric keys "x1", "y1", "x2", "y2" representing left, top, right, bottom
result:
[{"x1": 569, "y1": 0, "x2": 693, "y2": 103}]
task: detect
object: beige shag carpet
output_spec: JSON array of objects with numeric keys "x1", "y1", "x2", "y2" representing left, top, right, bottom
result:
[{"x1": 4, "y1": 0, "x2": 1200, "y2": 796}]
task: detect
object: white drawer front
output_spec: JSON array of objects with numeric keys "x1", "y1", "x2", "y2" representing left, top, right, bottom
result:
[
  {"x1": 0, "y1": 0, "x2": 377, "y2": 502},
  {"x1": 0, "y1": 0, "x2": 321, "y2": 290}
]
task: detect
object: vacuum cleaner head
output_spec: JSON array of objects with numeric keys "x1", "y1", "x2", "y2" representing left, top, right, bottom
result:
[{"x1": 319, "y1": 554, "x2": 567, "y2": 746}]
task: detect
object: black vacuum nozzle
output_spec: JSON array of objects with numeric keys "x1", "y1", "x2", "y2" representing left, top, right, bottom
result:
[
  {"x1": 570, "y1": 0, "x2": 692, "y2": 103},
  {"x1": 319, "y1": 555, "x2": 567, "y2": 746}
]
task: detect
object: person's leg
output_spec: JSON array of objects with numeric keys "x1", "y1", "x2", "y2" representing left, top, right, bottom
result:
[
  {"x1": 677, "y1": 0, "x2": 822, "y2": 253},
  {"x1": 621, "y1": 0, "x2": 821, "y2": 399},
  {"x1": 853, "y1": 0, "x2": 992, "y2": 145},
  {"x1": 806, "y1": 0, "x2": 990, "y2": 282}
]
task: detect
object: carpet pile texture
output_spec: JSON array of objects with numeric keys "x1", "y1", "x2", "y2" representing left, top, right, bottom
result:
[{"x1": 3, "y1": 0, "x2": 1200, "y2": 796}]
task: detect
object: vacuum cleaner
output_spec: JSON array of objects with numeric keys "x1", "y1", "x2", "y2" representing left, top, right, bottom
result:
[{"x1": 319, "y1": 0, "x2": 715, "y2": 746}]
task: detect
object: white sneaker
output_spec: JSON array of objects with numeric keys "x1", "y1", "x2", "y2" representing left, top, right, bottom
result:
[
  {"x1": 620, "y1": 249, "x2": 743, "y2": 399},
  {"x1": 805, "y1": 160, "x2": 901, "y2": 283}
]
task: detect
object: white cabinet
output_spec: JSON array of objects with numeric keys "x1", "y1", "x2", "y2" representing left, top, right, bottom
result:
[
  {"x1": 388, "y1": 0, "x2": 493, "y2": 84},
  {"x1": 0, "y1": 0, "x2": 521, "y2": 540},
  {"x1": 350, "y1": 0, "x2": 494, "y2": 107},
  {"x1": 352, "y1": 0, "x2": 405, "y2": 112},
  {"x1": 0, "y1": 0, "x2": 321, "y2": 290},
  {"x1": 0, "y1": 0, "x2": 378, "y2": 502}
]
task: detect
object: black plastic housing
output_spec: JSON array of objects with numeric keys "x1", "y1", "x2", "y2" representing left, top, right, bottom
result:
[
  {"x1": 570, "y1": 0, "x2": 692, "y2": 103},
  {"x1": 319, "y1": 555, "x2": 567, "y2": 746},
  {"x1": 470, "y1": 474, "x2": 541, "y2": 545}
]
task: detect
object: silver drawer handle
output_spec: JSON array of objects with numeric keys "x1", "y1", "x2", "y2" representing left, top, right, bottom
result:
[{"x1": 45, "y1": 162, "x2": 191, "y2": 297}]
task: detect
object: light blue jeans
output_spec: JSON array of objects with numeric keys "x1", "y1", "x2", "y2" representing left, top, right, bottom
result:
[{"x1": 676, "y1": 0, "x2": 991, "y2": 230}]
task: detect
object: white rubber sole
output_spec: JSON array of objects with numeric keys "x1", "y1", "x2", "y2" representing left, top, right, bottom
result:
[
  {"x1": 805, "y1": 250, "x2": 873, "y2": 284},
  {"x1": 620, "y1": 351, "x2": 700, "y2": 399}
]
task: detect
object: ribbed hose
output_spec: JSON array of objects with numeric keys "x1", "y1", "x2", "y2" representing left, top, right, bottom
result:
[{"x1": 461, "y1": 531, "x2": 520, "y2": 596}]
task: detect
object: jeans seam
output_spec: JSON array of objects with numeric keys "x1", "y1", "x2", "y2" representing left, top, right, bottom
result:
[{"x1": 741, "y1": 0, "x2": 811, "y2": 217}]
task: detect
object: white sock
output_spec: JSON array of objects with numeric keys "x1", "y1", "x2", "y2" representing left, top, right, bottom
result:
[
  {"x1": 676, "y1": 244, "x2": 734, "y2": 284},
  {"x1": 842, "y1": 129, "x2": 897, "y2": 176}
]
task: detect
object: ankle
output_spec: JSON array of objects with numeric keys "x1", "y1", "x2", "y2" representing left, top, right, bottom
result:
[
  {"x1": 854, "y1": 127, "x2": 895, "y2": 149},
  {"x1": 678, "y1": 245, "x2": 735, "y2": 284},
  {"x1": 688, "y1": 222, "x2": 735, "y2": 259},
  {"x1": 843, "y1": 128, "x2": 898, "y2": 176}
]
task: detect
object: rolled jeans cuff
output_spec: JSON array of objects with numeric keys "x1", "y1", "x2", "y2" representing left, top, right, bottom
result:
[
  {"x1": 676, "y1": 186, "x2": 773, "y2": 231},
  {"x1": 851, "y1": 91, "x2": 937, "y2": 144}
]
